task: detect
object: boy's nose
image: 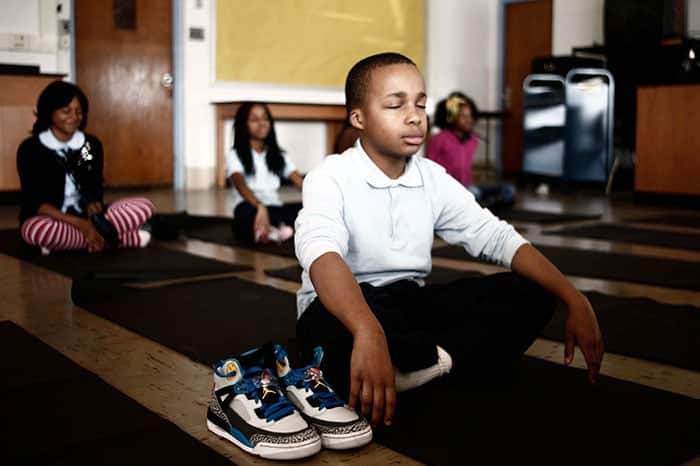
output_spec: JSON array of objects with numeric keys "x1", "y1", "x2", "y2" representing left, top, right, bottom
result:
[{"x1": 406, "y1": 109, "x2": 422, "y2": 125}]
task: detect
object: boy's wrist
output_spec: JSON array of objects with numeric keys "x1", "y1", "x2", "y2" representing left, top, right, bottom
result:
[
  {"x1": 562, "y1": 288, "x2": 586, "y2": 309},
  {"x1": 351, "y1": 317, "x2": 384, "y2": 338}
]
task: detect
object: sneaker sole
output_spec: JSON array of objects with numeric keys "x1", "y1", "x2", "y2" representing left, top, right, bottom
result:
[
  {"x1": 319, "y1": 425, "x2": 373, "y2": 450},
  {"x1": 206, "y1": 420, "x2": 322, "y2": 460}
]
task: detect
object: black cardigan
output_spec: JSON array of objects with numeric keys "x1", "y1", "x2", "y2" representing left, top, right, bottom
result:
[{"x1": 16, "y1": 133, "x2": 104, "y2": 224}]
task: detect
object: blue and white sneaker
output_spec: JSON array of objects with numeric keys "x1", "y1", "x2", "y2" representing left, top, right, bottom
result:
[
  {"x1": 206, "y1": 346, "x2": 321, "y2": 460},
  {"x1": 274, "y1": 345, "x2": 373, "y2": 450}
]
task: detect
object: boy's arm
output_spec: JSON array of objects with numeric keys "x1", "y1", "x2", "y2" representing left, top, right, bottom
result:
[
  {"x1": 510, "y1": 244, "x2": 604, "y2": 383},
  {"x1": 433, "y1": 172, "x2": 603, "y2": 382},
  {"x1": 309, "y1": 252, "x2": 396, "y2": 427},
  {"x1": 295, "y1": 167, "x2": 395, "y2": 426}
]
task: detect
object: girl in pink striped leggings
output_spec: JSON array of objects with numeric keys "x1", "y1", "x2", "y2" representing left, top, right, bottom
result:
[{"x1": 17, "y1": 81, "x2": 154, "y2": 254}]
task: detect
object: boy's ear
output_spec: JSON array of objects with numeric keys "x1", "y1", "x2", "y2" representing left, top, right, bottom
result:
[{"x1": 349, "y1": 109, "x2": 364, "y2": 130}]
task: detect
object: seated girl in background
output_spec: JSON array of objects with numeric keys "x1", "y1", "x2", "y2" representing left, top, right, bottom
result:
[
  {"x1": 427, "y1": 92, "x2": 515, "y2": 208},
  {"x1": 226, "y1": 102, "x2": 304, "y2": 244},
  {"x1": 17, "y1": 81, "x2": 154, "y2": 254}
]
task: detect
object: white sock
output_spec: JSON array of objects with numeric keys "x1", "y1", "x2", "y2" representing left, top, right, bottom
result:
[
  {"x1": 394, "y1": 345, "x2": 453, "y2": 392},
  {"x1": 137, "y1": 229, "x2": 152, "y2": 248}
]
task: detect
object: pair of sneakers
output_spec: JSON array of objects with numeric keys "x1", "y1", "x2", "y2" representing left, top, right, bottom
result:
[{"x1": 206, "y1": 343, "x2": 372, "y2": 460}]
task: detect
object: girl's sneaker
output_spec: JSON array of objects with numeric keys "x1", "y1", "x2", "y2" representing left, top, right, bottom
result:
[
  {"x1": 274, "y1": 345, "x2": 373, "y2": 450},
  {"x1": 206, "y1": 347, "x2": 321, "y2": 460},
  {"x1": 266, "y1": 224, "x2": 294, "y2": 243}
]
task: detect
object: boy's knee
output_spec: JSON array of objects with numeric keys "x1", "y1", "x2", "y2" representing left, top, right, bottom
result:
[{"x1": 510, "y1": 273, "x2": 556, "y2": 324}]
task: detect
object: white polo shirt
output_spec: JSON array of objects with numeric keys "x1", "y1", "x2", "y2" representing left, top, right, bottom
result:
[
  {"x1": 225, "y1": 147, "x2": 296, "y2": 209},
  {"x1": 294, "y1": 141, "x2": 529, "y2": 318}
]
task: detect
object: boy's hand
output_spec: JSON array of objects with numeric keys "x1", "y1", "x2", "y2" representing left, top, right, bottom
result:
[
  {"x1": 564, "y1": 293, "x2": 604, "y2": 383},
  {"x1": 348, "y1": 325, "x2": 396, "y2": 427}
]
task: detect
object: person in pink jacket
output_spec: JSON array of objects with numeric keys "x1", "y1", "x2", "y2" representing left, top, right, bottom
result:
[{"x1": 427, "y1": 92, "x2": 515, "y2": 208}]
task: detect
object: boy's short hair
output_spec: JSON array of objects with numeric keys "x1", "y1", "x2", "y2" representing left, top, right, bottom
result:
[{"x1": 345, "y1": 52, "x2": 416, "y2": 115}]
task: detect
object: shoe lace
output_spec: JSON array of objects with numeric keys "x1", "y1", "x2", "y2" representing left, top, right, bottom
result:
[
  {"x1": 295, "y1": 367, "x2": 344, "y2": 410},
  {"x1": 234, "y1": 367, "x2": 296, "y2": 422}
]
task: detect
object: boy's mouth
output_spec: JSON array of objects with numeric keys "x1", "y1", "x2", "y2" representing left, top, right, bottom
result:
[{"x1": 402, "y1": 135, "x2": 424, "y2": 145}]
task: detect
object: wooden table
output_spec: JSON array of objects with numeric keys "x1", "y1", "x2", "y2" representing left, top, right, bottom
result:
[
  {"x1": 0, "y1": 73, "x2": 65, "y2": 191},
  {"x1": 213, "y1": 102, "x2": 347, "y2": 188}
]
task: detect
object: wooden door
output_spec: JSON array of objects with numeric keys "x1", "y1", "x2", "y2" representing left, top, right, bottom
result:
[
  {"x1": 75, "y1": 0, "x2": 172, "y2": 187},
  {"x1": 503, "y1": 0, "x2": 552, "y2": 174}
]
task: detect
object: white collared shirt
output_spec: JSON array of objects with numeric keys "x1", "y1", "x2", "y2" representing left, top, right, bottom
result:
[
  {"x1": 225, "y1": 147, "x2": 296, "y2": 209},
  {"x1": 39, "y1": 129, "x2": 86, "y2": 213},
  {"x1": 294, "y1": 141, "x2": 529, "y2": 317}
]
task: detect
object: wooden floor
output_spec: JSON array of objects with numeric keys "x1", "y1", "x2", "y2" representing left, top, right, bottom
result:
[{"x1": 1, "y1": 187, "x2": 699, "y2": 466}]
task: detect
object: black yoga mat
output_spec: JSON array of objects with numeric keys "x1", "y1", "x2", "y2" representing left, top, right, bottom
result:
[
  {"x1": 0, "y1": 321, "x2": 232, "y2": 466},
  {"x1": 72, "y1": 276, "x2": 299, "y2": 365},
  {"x1": 545, "y1": 223, "x2": 700, "y2": 251},
  {"x1": 491, "y1": 207, "x2": 601, "y2": 224},
  {"x1": 151, "y1": 212, "x2": 297, "y2": 258},
  {"x1": 432, "y1": 243, "x2": 700, "y2": 291},
  {"x1": 0, "y1": 228, "x2": 250, "y2": 281},
  {"x1": 627, "y1": 214, "x2": 700, "y2": 229},
  {"x1": 69, "y1": 275, "x2": 700, "y2": 466},
  {"x1": 265, "y1": 264, "x2": 700, "y2": 371},
  {"x1": 376, "y1": 357, "x2": 699, "y2": 466}
]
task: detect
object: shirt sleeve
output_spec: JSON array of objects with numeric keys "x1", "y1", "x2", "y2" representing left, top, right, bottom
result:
[
  {"x1": 434, "y1": 172, "x2": 528, "y2": 268},
  {"x1": 281, "y1": 152, "x2": 297, "y2": 178},
  {"x1": 294, "y1": 167, "x2": 349, "y2": 271},
  {"x1": 225, "y1": 149, "x2": 244, "y2": 178}
]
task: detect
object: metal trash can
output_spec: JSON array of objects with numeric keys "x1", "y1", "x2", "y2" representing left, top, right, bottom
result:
[
  {"x1": 522, "y1": 74, "x2": 567, "y2": 177},
  {"x1": 563, "y1": 68, "x2": 615, "y2": 182}
]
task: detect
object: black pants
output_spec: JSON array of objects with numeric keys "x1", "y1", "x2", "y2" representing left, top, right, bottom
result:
[
  {"x1": 297, "y1": 272, "x2": 555, "y2": 398},
  {"x1": 232, "y1": 202, "x2": 302, "y2": 244}
]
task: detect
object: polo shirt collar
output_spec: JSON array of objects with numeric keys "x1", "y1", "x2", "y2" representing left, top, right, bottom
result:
[
  {"x1": 39, "y1": 129, "x2": 85, "y2": 152},
  {"x1": 353, "y1": 140, "x2": 423, "y2": 188}
]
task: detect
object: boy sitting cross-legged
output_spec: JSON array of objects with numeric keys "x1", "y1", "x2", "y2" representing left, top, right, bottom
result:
[{"x1": 294, "y1": 52, "x2": 604, "y2": 427}]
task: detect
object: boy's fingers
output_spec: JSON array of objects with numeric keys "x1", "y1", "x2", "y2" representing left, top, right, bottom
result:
[
  {"x1": 564, "y1": 335, "x2": 575, "y2": 365},
  {"x1": 348, "y1": 376, "x2": 360, "y2": 410},
  {"x1": 582, "y1": 344, "x2": 601, "y2": 384},
  {"x1": 361, "y1": 383, "x2": 373, "y2": 417},
  {"x1": 384, "y1": 386, "x2": 396, "y2": 426},
  {"x1": 371, "y1": 387, "x2": 385, "y2": 426},
  {"x1": 586, "y1": 358, "x2": 600, "y2": 384}
]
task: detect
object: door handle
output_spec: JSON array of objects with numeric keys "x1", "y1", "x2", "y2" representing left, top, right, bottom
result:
[{"x1": 160, "y1": 72, "x2": 174, "y2": 89}]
